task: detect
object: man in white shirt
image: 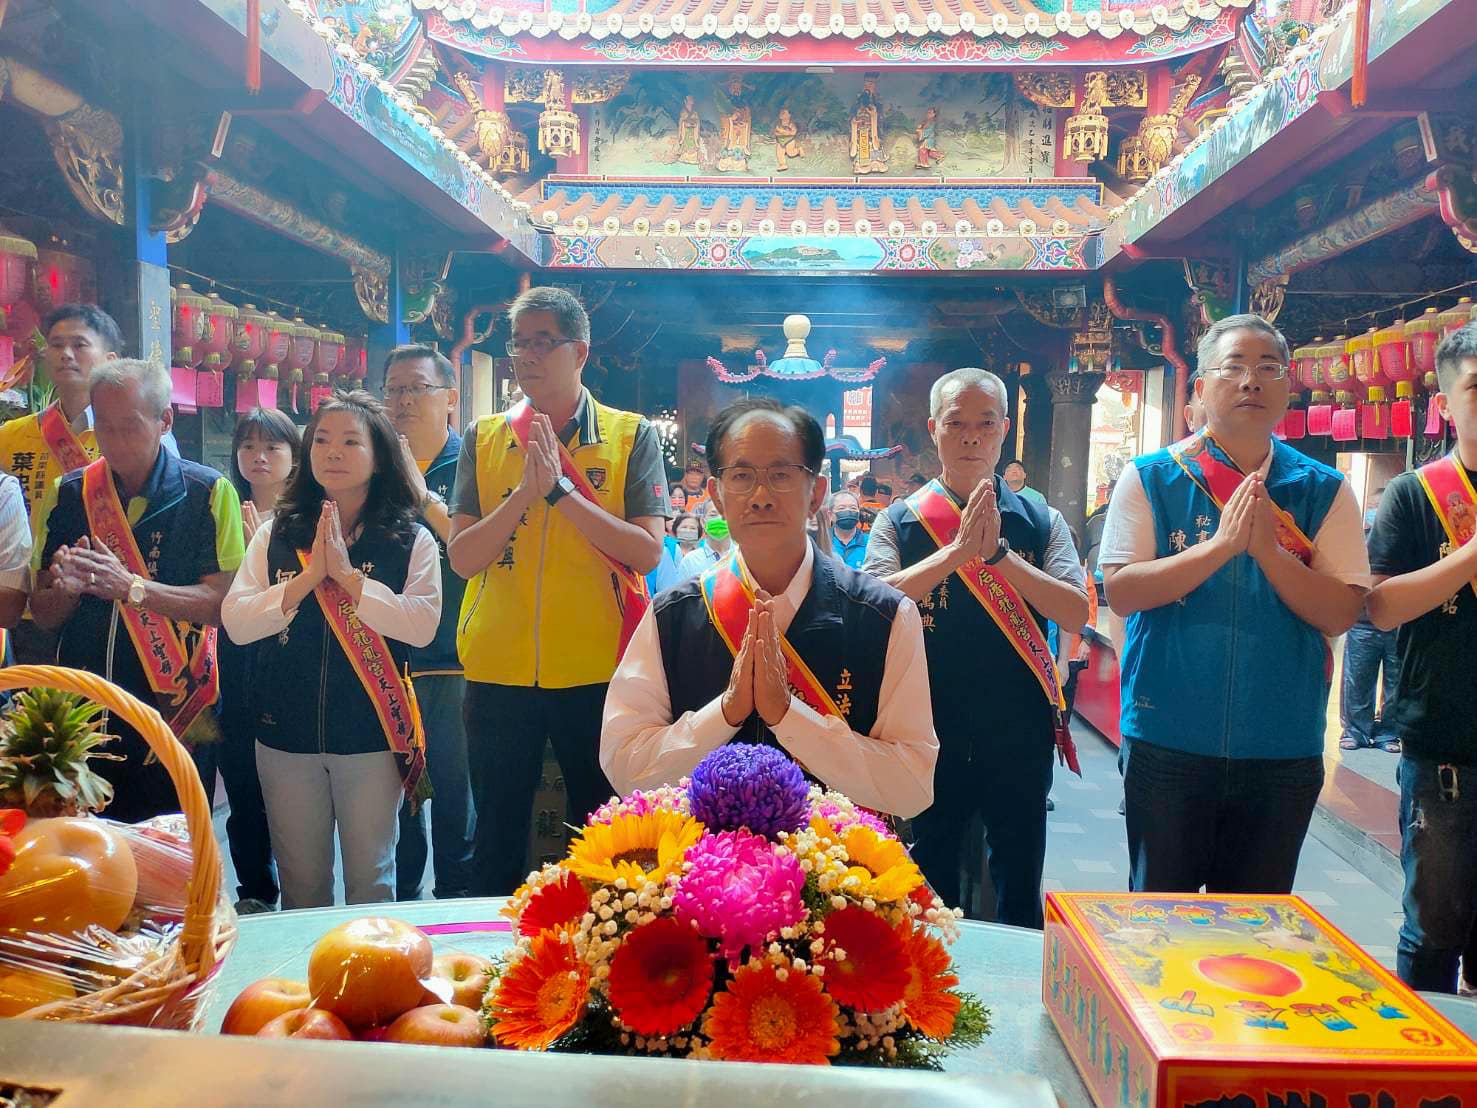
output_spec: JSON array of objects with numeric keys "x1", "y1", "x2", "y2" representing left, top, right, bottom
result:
[
  {"x1": 0, "y1": 472, "x2": 31, "y2": 635},
  {"x1": 601, "y1": 397, "x2": 938, "y2": 817}
]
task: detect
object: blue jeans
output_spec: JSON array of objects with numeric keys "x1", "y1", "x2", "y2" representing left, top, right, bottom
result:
[
  {"x1": 1340, "y1": 620, "x2": 1399, "y2": 747},
  {"x1": 1122, "y1": 738, "x2": 1323, "y2": 893},
  {"x1": 396, "y1": 675, "x2": 476, "y2": 899},
  {"x1": 1397, "y1": 756, "x2": 1477, "y2": 993}
]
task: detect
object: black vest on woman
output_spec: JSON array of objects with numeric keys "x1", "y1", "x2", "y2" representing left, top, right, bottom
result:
[
  {"x1": 254, "y1": 519, "x2": 421, "y2": 757},
  {"x1": 883, "y1": 478, "x2": 1055, "y2": 753},
  {"x1": 654, "y1": 545, "x2": 901, "y2": 747}
]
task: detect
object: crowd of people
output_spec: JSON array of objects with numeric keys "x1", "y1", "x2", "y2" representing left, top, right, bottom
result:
[{"x1": 2, "y1": 292, "x2": 1475, "y2": 996}]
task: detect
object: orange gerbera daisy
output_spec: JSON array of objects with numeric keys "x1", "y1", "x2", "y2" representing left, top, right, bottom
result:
[
  {"x1": 819, "y1": 905, "x2": 909, "y2": 1012},
  {"x1": 896, "y1": 921, "x2": 961, "y2": 1039},
  {"x1": 703, "y1": 959, "x2": 840, "y2": 1064},
  {"x1": 516, "y1": 868, "x2": 589, "y2": 937},
  {"x1": 487, "y1": 932, "x2": 590, "y2": 1050},
  {"x1": 607, "y1": 916, "x2": 714, "y2": 1036}
]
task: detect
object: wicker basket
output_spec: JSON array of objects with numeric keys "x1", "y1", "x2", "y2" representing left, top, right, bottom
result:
[{"x1": 2, "y1": 664, "x2": 236, "y2": 1028}]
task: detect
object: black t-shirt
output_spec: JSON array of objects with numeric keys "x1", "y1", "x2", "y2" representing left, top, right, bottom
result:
[{"x1": 1366, "y1": 466, "x2": 1477, "y2": 764}]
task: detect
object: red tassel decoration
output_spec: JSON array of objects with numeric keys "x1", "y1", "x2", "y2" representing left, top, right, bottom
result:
[
  {"x1": 1352, "y1": 0, "x2": 1371, "y2": 108},
  {"x1": 1283, "y1": 409, "x2": 1307, "y2": 440},
  {"x1": 1424, "y1": 396, "x2": 1445, "y2": 437},
  {"x1": 1332, "y1": 407, "x2": 1358, "y2": 442},
  {"x1": 246, "y1": 0, "x2": 262, "y2": 95}
]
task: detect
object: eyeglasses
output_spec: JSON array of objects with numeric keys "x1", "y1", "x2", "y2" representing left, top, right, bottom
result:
[
  {"x1": 715, "y1": 463, "x2": 814, "y2": 495},
  {"x1": 506, "y1": 336, "x2": 578, "y2": 359},
  {"x1": 1205, "y1": 361, "x2": 1291, "y2": 381},
  {"x1": 383, "y1": 384, "x2": 450, "y2": 401}
]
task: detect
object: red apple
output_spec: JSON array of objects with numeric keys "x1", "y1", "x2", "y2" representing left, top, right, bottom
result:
[
  {"x1": 425, "y1": 952, "x2": 496, "y2": 1011},
  {"x1": 220, "y1": 978, "x2": 312, "y2": 1035},
  {"x1": 383, "y1": 1003, "x2": 488, "y2": 1048},
  {"x1": 357, "y1": 1024, "x2": 392, "y2": 1042},
  {"x1": 1196, "y1": 954, "x2": 1303, "y2": 998},
  {"x1": 256, "y1": 1007, "x2": 353, "y2": 1041},
  {"x1": 307, "y1": 917, "x2": 433, "y2": 1028}
]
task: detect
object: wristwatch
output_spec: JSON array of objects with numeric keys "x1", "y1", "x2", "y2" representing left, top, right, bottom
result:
[
  {"x1": 420, "y1": 489, "x2": 446, "y2": 512},
  {"x1": 984, "y1": 537, "x2": 1011, "y2": 566},
  {"x1": 545, "y1": 475, "x2": 576, "y2": 507},
  {"x1": 127, "y1": 574, "x2": 147, "y2": 608}
]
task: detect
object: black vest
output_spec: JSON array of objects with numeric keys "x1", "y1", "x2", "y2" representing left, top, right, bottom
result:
[
  {"x1": 254, "y1": 521, "x2": 420, "y2": 757},
  {"x1": 655, "y1": 546, "x2": 901, "y2": 748},
  {"x1": 886, "y1": 478, "x2": 1055, "y2": 749}
]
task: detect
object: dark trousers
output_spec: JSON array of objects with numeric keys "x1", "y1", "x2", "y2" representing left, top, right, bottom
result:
[
  {"x1": 10, "y1": 620, "x2": 58, "y2": 666},
  {"x1": 1122, "y1": 738, "x2": 1323, "y2": 894},
  {"x1": 396, "y1": 674, "x2": 476, "y2": 900},
  {"x1": 1340, "y1": 620, "x2": 1400, "y2": 747},
  {"x1": 464, "y1": 681, "x2": 614, "y2": 897},
  {"x1": 1396, "y1": 756, "x2": 1477, "y2": 993},
  {"x1": 910, "y1": 732, "x2": 1054, "y2": 930},
  {"x1": 196, "y1": 713, "x2": 278, "y2": 905}
]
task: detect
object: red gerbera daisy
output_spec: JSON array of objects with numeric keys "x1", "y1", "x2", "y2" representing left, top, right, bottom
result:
[
  {"x1": 487, "y1": 931, "x2": 590, "y2": 1050},
  {"x1": 518, "y1": 868, "x2": 588, "y2": 937},
  {"x1": 607, "y1": 916, "x2": 715, "y2": 1036},
  {"x1": 819, "y1": 906, "x2": 909, "y2": 1012},
  {"x1": 896, "y1": 921, "x2": 961, "y2": 1039}
]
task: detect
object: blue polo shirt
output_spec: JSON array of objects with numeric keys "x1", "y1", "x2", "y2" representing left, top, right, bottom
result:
[{"x1": 831, "y1": 527, "x2": 870, "y2": 569}]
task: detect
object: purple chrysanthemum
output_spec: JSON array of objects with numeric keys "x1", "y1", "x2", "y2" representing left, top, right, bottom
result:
[
  {"x1": 673, "y1": 829, "x2": 806, "y2": 965},
  {"x1": 688, "y1": 744, "x2": 810, "y2": 839}
]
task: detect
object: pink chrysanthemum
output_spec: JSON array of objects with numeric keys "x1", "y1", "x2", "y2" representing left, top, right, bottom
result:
[
  {"x1": 810, "y1": 795, "x2": 892, "y2": 838},
  {"x1": 673, "y1": 829, "x2": 806, "y2": 965}
]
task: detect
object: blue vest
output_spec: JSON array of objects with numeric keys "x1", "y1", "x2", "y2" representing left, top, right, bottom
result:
[{"x1": 1119, "y1": 437, "x2": 1343, "y2": 759}]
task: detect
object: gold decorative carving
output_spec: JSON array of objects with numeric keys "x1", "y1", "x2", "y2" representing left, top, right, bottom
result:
[
  {"x1": 352, "y1": 265, "x2": 389, "y2": 324},
  {"x1": 1014, "y1": 71, "x2": 1074, "y2": 109},
  {"x1": 572, "y1": 69, "x2": 628, "y2": 105},
  {"x1": 504, "y1": 67, "x2": 547, "y2": 105},
  {"x1": 47, "y1": 105, "x2": 125, "y2": 226},
  {"x1": 1118, "y1": 135, "x2": 1152, "y2": 183},
  {"x1": 1133, "y1": 75, "x2": 1204, "y2": 179},
  {"x1": 1103, "y1": 70, "x2": 1147, "y2": 108},
  {"x1": 1250, "y1": 276, "x2": 1288, "y2": 322},
  {"x1": 1063, "y1": 73, "x2": 1109, "y2": 165},
  {"x1": 452, "y1": 72, "x2": 512, "y2": 170},
  {"x1": 496, "y1": 131, "x2": 529, "y2": 177}
]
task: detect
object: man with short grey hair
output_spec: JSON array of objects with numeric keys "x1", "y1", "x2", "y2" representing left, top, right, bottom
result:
[
  {"x1": 864, "y1": 366, "x2": 1088, "y2": 928},
  {"x1": 1100, "y1": 312, "x2": 1368, "y2": 894},
  {"x1": 32, "y1": 358, "x2": 244, "y2": 822}
]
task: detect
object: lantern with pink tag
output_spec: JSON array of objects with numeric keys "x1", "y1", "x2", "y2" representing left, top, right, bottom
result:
[
  {"x1": 312, "y1": 327, "x2": 346, "y2": 388},
  {"x1": 1404, "y1": 308, "x2": 1447, "y2": 438},
  {"x1": 169, "y1": 284, "x2": 212, "y2": 412},
  {"x1": 1292, "y1": 340, "x2": 1322, "y2": 392},
  {"x1": 232, "y1": 304, "x2": 277, "y2": 413},
  {"x1": 1373, "y1": 322, "x2": 1416, "y2": 436},
  {"x1": 1349, "y1": 329, "x2": 1390, "y2": 440},
  {"x1": 283, "y1": 319, "x2": 318, "y2": 412},
  {"x1": 340, "y1": 334, "x2": 367, "y2": 392},
  {"x1": 191, "y1": 293, "x2": 237, "y2": 409}
]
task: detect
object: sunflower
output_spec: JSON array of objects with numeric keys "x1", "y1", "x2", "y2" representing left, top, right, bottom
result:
[
  {"x1": 703, "y1": 959, "x2": 840, "y2": 1064},
  {"x1": 566, "y1": 809, "x2": 704, "y2": 887},
  {"x1": 606, "y1": 916, "x2": 714, "y2": 1036},
  {"x1": 487, "y1": 932, "x2": 590, "y2": 1050},
  {"x1": 897, "y1": 921, "x2": 961, "y2": 1038},
  {"x1": 515, "y1": 867, "x2": 589, "y2": 937},
  {"x1": 813, "y1": 818, "x2": 924, "y2": 903},
  {"x1": 819, "y1": 905, "x2": 910, "y2": 1012}
]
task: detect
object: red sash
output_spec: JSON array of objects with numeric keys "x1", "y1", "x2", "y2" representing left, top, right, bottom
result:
[
  {"x1": 1167, "y1": 431, "x2": 1315, "y2": 563},
  {"x1": 699, "y1": 552, "x2": 844, "y2": 720},
  {"x1": 80, "y1": 460, "x2": 218, "y2": 741},
  {"x1": 37, "y1": 403, "x2": 91, "y2": 474},
  {"x1": 1417, "y1": 453, "x2": 1477, "y2": 600},
  {"x1": 905, "y1": 481, "x2": 1080, "y2": 775},
  {"x1": 506, "y1": 400, "x2": 648, "y2": 656},
  {"x1": 299, "y1": 552, "x2": 428, "y2": 807}
]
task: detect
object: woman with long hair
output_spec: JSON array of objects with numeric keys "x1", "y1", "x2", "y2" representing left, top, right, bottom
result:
[
  {"x1": 211, "y1": 408, "x2": 301, "y2": 912},
  {"x1": 223, "y1": 392, "x2": 441, "y2": 907}
]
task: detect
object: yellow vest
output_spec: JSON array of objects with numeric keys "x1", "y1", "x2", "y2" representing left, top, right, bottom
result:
[
  {"x1": 457, "y1": 397, "x2": 643, "y2": 688},
  {"x1": 0, "y1": 411, "x2": 99, "y2": 541}
]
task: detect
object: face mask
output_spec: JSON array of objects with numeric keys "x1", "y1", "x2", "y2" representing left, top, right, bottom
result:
[
  {"x1": 833, "y1": 511, "x2": 860, "y2": 529},
  {"x1": 676, "y1": 529, "x2": 700, "y2": 543},
  {"x1": 704, "y1": 518, "x2": 729, "y2": 540}
]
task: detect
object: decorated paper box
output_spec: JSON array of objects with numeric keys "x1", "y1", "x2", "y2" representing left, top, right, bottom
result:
[{"x1": 1044, "y1": 893, "x2": 1477, "y2": 1108}]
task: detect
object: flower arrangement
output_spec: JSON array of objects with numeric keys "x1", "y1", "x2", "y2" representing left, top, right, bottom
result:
[{"x1": 484, "y1": 745, "x2": 989, "y2": 1067}]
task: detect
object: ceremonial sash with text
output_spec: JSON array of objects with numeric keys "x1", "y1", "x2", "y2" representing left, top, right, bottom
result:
[
  {"x1": 80, "y1": 459, "x2": 218, "y2": 741},
  {"x1": 298, "y1": 552, "x2": 428, "y2": 808},
  {"x1": 1417, "y1": 453, "x2": 1477, "y2": 600},
  {"x1": 38, "y1": 403, "x2": 91, "y2": 475},
  {"x1": 506, "y1": 399, "x2": 648, "y2": 656},
  {"x1": 904, "y1": 480, "x2": 1080, "y2": 775},
  {"x1": 1167, "y1": 430, "x2": 1316, "y2": 564},
  {"x1": 699, "y1": 552, "x2": 845, "y2": 720}
]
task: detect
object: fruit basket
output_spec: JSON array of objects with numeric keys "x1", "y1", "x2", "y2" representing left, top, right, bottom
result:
[{"x1": 0, "y1": 664, "x2": 236, "y2": 1028}]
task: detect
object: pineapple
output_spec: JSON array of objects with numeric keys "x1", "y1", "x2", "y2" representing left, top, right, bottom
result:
[{"x1": 0, "y1": 688, "x2": 123, "y2": 817}]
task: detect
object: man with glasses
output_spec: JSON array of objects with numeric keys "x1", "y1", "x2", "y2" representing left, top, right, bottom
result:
[
  {"x1": 447, "y1": 287, "x2": 669, "y2": 895},
  {"x1": 382, "y1": 343, "x2": 475, "y2": 901},
  {"x1": 601, "y1": 396, "x2": 938, "y2": 817},
  {"x1": 1099, "y1": 313, "x2": 1369, "y2": 894}
]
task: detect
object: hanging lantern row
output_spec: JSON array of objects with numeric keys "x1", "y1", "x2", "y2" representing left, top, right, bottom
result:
[
  {"x1": 1279, "y1": 299, "x2": 1476, "y2": 443},
  {"x1": 169, "y1": 281, "x2": 365, "y2": 415}
]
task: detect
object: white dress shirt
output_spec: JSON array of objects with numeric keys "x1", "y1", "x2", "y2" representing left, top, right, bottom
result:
[
  {"x1": 222, "y1": 518, "x2": 442, "y2": 648},
  {"x1": 601, "y1": 542, "x2": 939, "y2": 818},
  {"x1": 0, "y1": 474, "x2": 31, "y2": 593}
]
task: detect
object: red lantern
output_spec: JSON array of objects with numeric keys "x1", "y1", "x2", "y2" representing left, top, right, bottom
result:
[
  {"x1": 1373, "y1": 322, "x2": 1411, "y2": 385},
  {"x1": 197, "y1": 292, "x2": 238, "y2": 371},
  {"x1": 33, "y1": 249, "x2": 96, "y2": 314},
  {"x1": 170, "y1": 284, "x2": 212, "y2": 369},
  {"x1": 1436, "y1": 296, "x2": 1475, "y2": 338},
  {"x1": 230, "y1": 304, "x2": 273, "y2": 374},
  {"x1": 1320, "y1": 336, "x2": 1352, "y2": 391},
  {"x1": 0, "y1": 233, "x2": 37, "y2": 332},
  {"x1": 1348, "y1": 329, "x2": 1382, "y2": 390},
  {"x1": 1293, "y1": 341, "x2": 1323, "y2": 392},
  {"x1": 311, "y1": 328, "x2": 346, "y2": 381},
  {"x1": 1405, "y1": 307, "x2": 1441, "y2": 388}
]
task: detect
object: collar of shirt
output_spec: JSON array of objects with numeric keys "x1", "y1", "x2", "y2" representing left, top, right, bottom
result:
[
  {"x1": 942, "y1": 474, "x2": 1037, "y2": 526},
  {"x1": 555, "y1": 387, "x2": 602, "y2": 448},
  {"x1": 114, "y1": 443, "x2": 181, "y2": 526},
  {"x1": 734, "y1": 539, "x2": 814, "y2": 631}
]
